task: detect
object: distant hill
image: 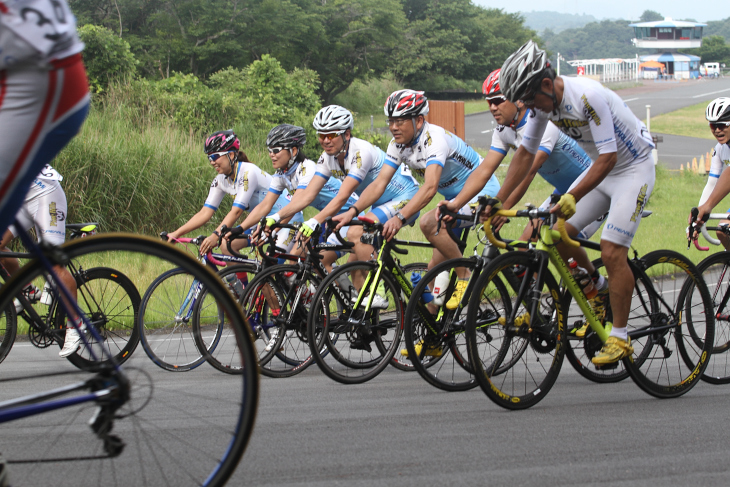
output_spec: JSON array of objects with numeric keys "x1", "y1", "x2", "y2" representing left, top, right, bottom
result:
[
  {"x1": 705, "y1": 17, "x2": 730, "y2": 42},
  {"x1": 520, "y1": 11, "x2": 599, "y2": 34}
]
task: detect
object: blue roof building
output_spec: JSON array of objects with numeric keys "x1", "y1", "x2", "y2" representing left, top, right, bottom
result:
[{"x1": 629, "y1": 18, "x2": 706, "y2": 79}]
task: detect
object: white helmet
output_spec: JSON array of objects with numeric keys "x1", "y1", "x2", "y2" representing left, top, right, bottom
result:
[
  {"x1": 706, "y1": 97, "x2": 730, "y2": 123},
  {"x1": 313, "y1": 105, "x2": 354, "y2": 132},
  {"x1": 499, "y1": 40, "x2": 552, "y2": 103}
]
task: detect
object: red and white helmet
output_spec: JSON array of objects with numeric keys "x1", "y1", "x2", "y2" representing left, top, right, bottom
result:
[
  {"x1": 384, "y1": 90, "x2": 429, "y2": 118},
  {"x1": 483, "y1": 69, "x2": 502, "y2": 99}
]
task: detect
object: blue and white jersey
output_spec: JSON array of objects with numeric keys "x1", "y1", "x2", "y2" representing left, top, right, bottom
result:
[
  {"x1": 521, "y1": 76, "x2": 654, "y2": 169},
  {"x1": 699, "y1": 142, "x2": 730, "y2": 207},
  {"x1": 25, "y1": 164, "x2": 63, "y2": 200},
  {"x1": 386, "y1": 121, "x2": 499, "y2": 199},
  {"x1": 315, "y1": 137, "x2": 419, "y2": 207},
  {"x1": 491, "y1": 109, "x2": 593, "y2": 194},
  {"x1": 204, "y1": 161, "x2": 290, "y2": 215},
  {"x1": 269, "y1": 158, "x2": 358, "y2": 211}
]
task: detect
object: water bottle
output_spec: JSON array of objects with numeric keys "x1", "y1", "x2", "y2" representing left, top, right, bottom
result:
[
  {"x1": 567, "y1": 258, "x2": 597, "y2": 299},
  {"x1": 225, "y1": 273, "x2": 244, "y2": 299},
  {"x1": 432, "y1": 271, "x2": 450, "y2": 306},
  {"x1": 40, "y1": 281, "x2": 54, "y2": 305},
  {"x1": 410, "y1": 273, "x2": 433, "y2": 304}
]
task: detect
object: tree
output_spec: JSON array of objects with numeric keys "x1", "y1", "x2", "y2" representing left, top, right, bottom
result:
[
  {"x1": 639, "y1": 10, "x2": 663, "y2": 22},
  {"x1": 77, "y1": 24, "x2": 138, "y2": 92},
  {"x1": 543, "y1": 20, "x2": 638, "y2": 60},
  {"x1": 691, "y1": 35, "x2": 730, "y2": 65}
]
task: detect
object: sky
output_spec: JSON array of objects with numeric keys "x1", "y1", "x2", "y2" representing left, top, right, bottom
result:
[{"x1": 473, "y1": 0, "x2": 719, "y2": 23}]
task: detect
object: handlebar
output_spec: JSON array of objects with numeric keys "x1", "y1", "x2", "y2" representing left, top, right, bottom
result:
[
  {"x1": 481, "y1": 208, "x2": 576, "y2": 249},
  {"x1": 687, "y1": 208, "x2": 712, "y2": 251}
]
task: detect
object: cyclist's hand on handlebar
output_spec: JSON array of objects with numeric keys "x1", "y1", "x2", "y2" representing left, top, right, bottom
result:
[
  {"x1": 491, "y1": 214, "x2": 509, "y2": 231},
  {"x1": 301, "y1": 218, "x2": 320, "y2": 238},
  {"x1": 549, "y1": 193, "x2": 576, "y2": 219},
  {"x1": 479, "y1": 197, "x2": 503, "y2": 223},
  {"x1": 689, "y1": 206, "x2": 711, "y2": 240},
  {"x1": 199, "y1": 233, "x2": 219, "y2": 255},
  {"x1": 382, "y1": 215, "x2": 402, "y2": 241},
  {"x1": 332, "y1": 211, "x2": 353, "y2": 231},
  {"x1": 436, "y1": 200, "x2": 459, "y2": 222}
]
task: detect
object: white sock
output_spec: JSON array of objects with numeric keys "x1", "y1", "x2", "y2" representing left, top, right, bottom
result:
[
  {"x1": 609, "y1": 326, "x2": 628, "y2": 341},
  {"x1": 67, "y1": 317, "x2": 84, "y2": 332}
]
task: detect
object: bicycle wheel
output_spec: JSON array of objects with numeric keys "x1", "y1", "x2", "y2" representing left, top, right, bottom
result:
[
  {"x1": 624, "y1": 249, "x2": 714, "y2": 398},
  {"x1": 53, "y1": 267, "x2": 141, "y2": 369},
  {"x1": 390, "y1": 262, "x2": 429, "y2": 372},
  {"x1": 307, "y1": 260, "x2": 403, "y2": 384},
  {"x1": 466, "y1": 251, "x2": 566, "y2": 410},
  {"x1": 690, "y1": 251, "x2": 730, "y2": 384},
  {"x1": 0, "y1": 302, "x2": 17, "y2": 364},
  {"x1": 211, "y1": 264, "x2": 318, "y2": 377},
  {"x1": 0, "y1": 233, "x2": 258, "y2": 487},
  {"x1": 403, "y1": 257, "x2": 481, "y2": 391}
]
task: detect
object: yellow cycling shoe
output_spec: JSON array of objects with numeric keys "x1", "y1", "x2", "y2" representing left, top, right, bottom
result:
[
  {"x1": 497, "y1": 312, "x2": 531, "y2": 328},
  {"x1": 401, "y1": 340, "x2": 443, "y2": 358},
  {"x1": 591, "y1": 336, "x2": 633, "y2": 366},
  {"x1": 445, "y1": 279, "x2": 468, "y2": 310}
]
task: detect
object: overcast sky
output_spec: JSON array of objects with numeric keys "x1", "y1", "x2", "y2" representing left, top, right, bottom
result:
[{"x1": 473, "y1": 0, "x2": 719, "y2": 23}]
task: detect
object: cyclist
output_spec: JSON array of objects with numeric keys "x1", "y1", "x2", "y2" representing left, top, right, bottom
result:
[
  {"x1": 450, "y1": 69, "x2": 599, "y2": 246},
  {"x1": 481, "y1": 40, "x2": 655, "y2": 366},
  {"x1": 0, "y1": 164, "x2": 82, "y2": 357},
  {"x1": 692, "y1": 98, "x2": 730, "y2": 247},
  {"x1": 166, "y1": 130, "x2": 301, "y2": 257},
  {"x1": 0, "y1": 0, "x2": 90, "y2": 236},
  {"x1": 334, "y1": 90, "x2": 500, "y2": 307},
  {"x1": 244, "y1": 123, "x2": 357, "y2": 267}
]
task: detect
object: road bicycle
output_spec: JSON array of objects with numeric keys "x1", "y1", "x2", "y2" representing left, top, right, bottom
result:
[
  {"x1": 686, "y1": 210, "x2": 730, "y2": 384},
  {"x1": 137, "y1": 232, "x2": 258, "y2": 372},
  {"x1": 306, "y1": 218, "x2": 452, "y2": 384},
  {"x1": 0, "y1": 225, "x2": 258, "y2": 487},
  {"x1": 0, "y1": 223, "x2": 140, "y2": 368},
  {"x1": 464, "y1": 204, "x2": 714, "y2": 410}
]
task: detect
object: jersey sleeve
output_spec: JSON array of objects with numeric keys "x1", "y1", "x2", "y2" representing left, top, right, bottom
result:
[
  {"x1": 314, "y1": 154, "x2": 332, "y2": 180},
  {"x1": 521, "y1": 110, "x2": 550, "y2": 154},
  {"x1": 424, "y1": 130, "x2": 450, "y2": 168},
  {"x1": 538, "y1": 122, "x2": 562, "y2": 155},
  {"x1": 385, "y1": 140, "x2": 403, "y2": 168},
  {"x1": 700, "y1": 145, "x2": 726, "y2": 206},
  {"x1": 580, "y1": 89, "x2": 618, "y2": 155},
  {"x1": 269, "y1": 174, "x2": 287, "y2": 195},
  {"x1": 296, "y1": 160, "x2": 317, "y2": 189},
  {"x1": 232, "y1": 166, "x2": 260, "y2": 211},
  {"x1": 203, "y1": 177, "x2": 226, "y2": 211},
  {"x1": 345, "y1": 147, "x2": 374, "y2": 184},
  {"x1": 490, "y1": 129, "x2": 510, "y2": 155}
]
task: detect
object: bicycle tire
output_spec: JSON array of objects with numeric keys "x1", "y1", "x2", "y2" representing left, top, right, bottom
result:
[
  {"x1": 624, "y1": 249, "x2": 714, "y2": 398},
  {"x1": 403, "y1": 257, "x2": 481, "y2": 391},
  {"x1": 307, "y1": 260, "x2": 403, "y2": 384},
  {"x1": 138, "y1": 267, "x2": 208, "y2": 371},
  {"x1": 0, "y1": 233, "x2": 258, "y2": 487},
  {"x1": 687, "y1": 251, "x2": 730, "y2": 384},
  {"x1": 0, "y1": 302, "x2": 17, "y2": 364},
  {"x1": 389, "y1": 262, "x2": 430, "y2": 372},
  {"x1": 466, "y1": 251, "x2": 566, "y2": 410},
  {"x1": 53, "y1": 267, "x2": 141, "y2": 369}
]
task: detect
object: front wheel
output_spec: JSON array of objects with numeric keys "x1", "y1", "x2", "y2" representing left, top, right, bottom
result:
[
  {"x1": 466, "y1": 251, "x2": 566, "y2": 410},
  {"x1": 0, "y1": 301, "x2": 17, "y2": 364}
]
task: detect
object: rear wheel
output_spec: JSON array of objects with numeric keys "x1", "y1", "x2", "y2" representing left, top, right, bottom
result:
[{"x1": 0, "y1": 301, "x2": 17, "y2": 364}]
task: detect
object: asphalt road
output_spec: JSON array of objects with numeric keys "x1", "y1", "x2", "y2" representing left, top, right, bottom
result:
[
  {"x1": 4, "y1": 338, "x2": 730, "y2": 486},
  {"x1": 465, "y1": 77, "x2": 730, "y2": 170}
]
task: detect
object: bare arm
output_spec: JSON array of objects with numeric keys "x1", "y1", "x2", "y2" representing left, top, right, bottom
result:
[
  {"x1": 502, "y1": 150, "x2": 548, "y2": 209},
  {"x1": 698, "y1": 169, "x2": 730, "y2": 220},
  {"x1": 276, "y1": 176, "x2": 327, "y2": 221},
  {"x1": 239, "y1": 191, "x2": 279, "y2": 230},
  {"x1": 564, "y1": 152, "x2": 616, "y2": 202},
  {"x1": 313, "y1": 176, "x2": 360, "y2": 224},
  {"x1": 168, "y1": 207, "x2": 215, "y2": 240},
  {"x1": 447, "y1": 151, "x2": 503, "y2": 210}
]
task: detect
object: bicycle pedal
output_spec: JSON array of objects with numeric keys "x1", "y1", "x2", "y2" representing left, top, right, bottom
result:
[{"x1": 594, "y1": 361, "x2": 619, "y2": 371}]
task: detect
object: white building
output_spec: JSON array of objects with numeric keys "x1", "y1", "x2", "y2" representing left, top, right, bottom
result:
[{"x1": 629, "y1": 18, "x2": 705, "y2": 79}]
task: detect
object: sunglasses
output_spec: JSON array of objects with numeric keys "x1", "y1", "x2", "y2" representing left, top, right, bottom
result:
[
  {"x1": 208, "y1": 151, "x2": 230, "y2": 162},
  {"x1": 709, "y1": 121, "x2": 730, "y2": 131},
  {"x1": 268, "y1": 147, "x2": 287, "y2": 155},
  {"x1": 317, "y1": 131, "x2": 345, "y2": 141},
  {"x1": 486, "y1": 95, "x2": 507, "y2": 106}
]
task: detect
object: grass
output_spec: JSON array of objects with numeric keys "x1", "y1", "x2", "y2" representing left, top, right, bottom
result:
[{"x1": 649, "y1": 101, "x2": 716, "y2": 140}]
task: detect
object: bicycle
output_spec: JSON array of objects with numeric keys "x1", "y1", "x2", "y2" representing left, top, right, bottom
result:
[
  {"x1": 464, "y1": 203, "x2": 715, "y2": 410},
  {"x1": 137, "y1": 231, "x2": 258, "y2": 372},
  {"x1": 686, "y1": 210, "x2": 730, "y2": 384},
  {"x1": 0, "y1": 225, "x2": 258, "y2": 486},
  {"x1": 0, "y1": 223, "x2": 140, "y2": 368},
  {"x1": 306, "y1": 218, "x2": 457, "y2": 384}
]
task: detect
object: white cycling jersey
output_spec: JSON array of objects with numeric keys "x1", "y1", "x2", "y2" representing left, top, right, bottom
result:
[
  {"x1": 521, "y1": 77, "x2": 654, "y2": 169},
  {"x1": 699, "y1": 142, "x2": 730, "y2": 207},
  {"x1": 269, "y1": 158, "x2": 357, "y2": 211},
  {"x1": 0, "y1": 0, "x2": 84, "y2": 69},
  {"x1": 491, "y1": 109, "x2": 592, "y2": 194},
  {"x1": 204, "y1": 161, "x2": 290, "y2": 214},
  {"x1": 25, "y1": 163, "x2": 62, "y2": 200},
  {"x1": 8, "y1": 164, "x2": 66, "y2": 245},
  {"x1": 315, "y1": 136, "x2": 418, "y2": 207},
  {"x1": 386, "y1": 121, "x2": 500, "y2": 199}
]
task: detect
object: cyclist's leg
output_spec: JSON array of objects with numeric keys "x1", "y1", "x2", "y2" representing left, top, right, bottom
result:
[{"x1": 0, "y1": 58, "x2": 89, "y2": 235}]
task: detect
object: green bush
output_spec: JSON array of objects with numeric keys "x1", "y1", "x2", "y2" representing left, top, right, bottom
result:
[{"x1": 77, "y1": 25, "x2": 137, "y2": 93}]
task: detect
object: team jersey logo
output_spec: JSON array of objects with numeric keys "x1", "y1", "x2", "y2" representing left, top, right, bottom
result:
[
  {"x1": 425, "y1": 132, "x2": 433, "y2": 147},
  {"x1": 299, "y1": 165, "x2": 307, "y2": 178},
  {"x1": 355, "y1": 151, "x2": 362, "y2": 169},
  {"x1": 630, "y1": 184, "x2": 648, "y2": 223},
  {"x1": 581, "y1": 95, "x2": 601, "y2": 126},
  {"x1": 242, "y1": 171, "x2": 249, "y2": 192}
]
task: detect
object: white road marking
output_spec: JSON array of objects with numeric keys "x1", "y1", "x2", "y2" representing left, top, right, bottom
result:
[{"x1": 692, "y1": 88, "x2": 730, "y2": 98}]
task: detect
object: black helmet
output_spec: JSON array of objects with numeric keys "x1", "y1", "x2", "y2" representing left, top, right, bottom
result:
[
  {"x1": 266, "y1": 124, "x2": 307, "y2": 148},
  {"x1": 204, "y1": 130, "x2": 240, "y2": 154}
]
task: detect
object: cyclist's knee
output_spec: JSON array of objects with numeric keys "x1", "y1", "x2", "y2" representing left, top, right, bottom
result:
[
  {"x1": 600, "y1": 241, "x2": 629, "y2": 268},
  {"x1": 419, "y1": 209, "x2": 437, "y2": 234}
]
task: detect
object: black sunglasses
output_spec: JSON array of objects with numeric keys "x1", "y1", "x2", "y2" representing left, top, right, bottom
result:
[{"x1": 709, "y1": 121, "x2": 730, "y2": 131}]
